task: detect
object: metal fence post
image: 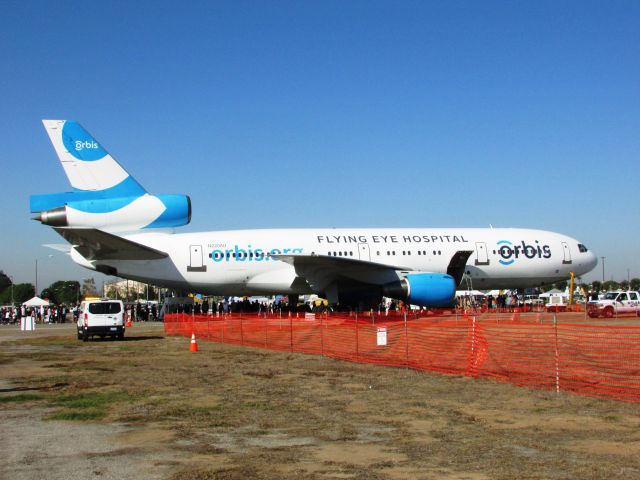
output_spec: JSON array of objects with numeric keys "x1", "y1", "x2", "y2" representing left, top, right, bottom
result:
[
  {"x1": 290, "y1": 313, "x2": 293, "y2": 352},
  {"x1": 404, "y1": 311, "x2": 409, "y2": 368},
  {"x1": 355, "y1": 312, "x2": 359, "y2": 361},
  {"x1": 320, "y1": 313, "x2": 324, "y2": 357},
  {"x1": 554, "y1": 313, "x2": 560, "y2": 395},
  {"x1": 468, "y1": 316, "x2": 477, "y2": 377}
]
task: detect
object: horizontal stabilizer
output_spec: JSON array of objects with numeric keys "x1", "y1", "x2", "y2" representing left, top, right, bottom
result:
[
  {"x1": 54, "y1": 228, "x2": 168, "y2": 261},
  {"x1": 43, "y1": 243, "x2": 71, "y2": 254}
]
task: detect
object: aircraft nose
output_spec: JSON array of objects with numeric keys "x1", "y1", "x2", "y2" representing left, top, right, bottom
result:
[{"x1": 588, "y1": 251, "x2": 598, "y2": 271}]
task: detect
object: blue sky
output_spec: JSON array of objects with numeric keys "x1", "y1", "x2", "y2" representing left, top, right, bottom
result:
[{"x1": 1, "y1": 0, "x2": 638, "y2": 291}]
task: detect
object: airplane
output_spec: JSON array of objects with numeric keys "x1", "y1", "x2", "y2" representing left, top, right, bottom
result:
[{"x1": 30, "y1": 120, "x2": 598, "y2": 308}]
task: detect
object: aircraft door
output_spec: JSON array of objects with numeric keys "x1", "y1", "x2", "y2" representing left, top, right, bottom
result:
[
  {"x1": 474, "y1": 242, "x2": 489, "y2": 265},
  {"x1": 187, "y1": 245, "x2": 207, "y2": 272},
  {"x1": 561, "y1": 242, "x2": 572, "y2": 264},
  {"x1": 358, "y1": 243, "x2": 371, "y2": 262}
]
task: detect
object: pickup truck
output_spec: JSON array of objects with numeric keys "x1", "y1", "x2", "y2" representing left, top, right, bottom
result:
[{"x1": 587, "y1": 291, "x2": 640, "y2": 318}]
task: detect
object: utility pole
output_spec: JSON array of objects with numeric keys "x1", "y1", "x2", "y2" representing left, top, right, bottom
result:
[
  {"x1": 35, "y1": 254, "x2": 53, "y2": 297},
  {"x1": 601, "y1": 257, "x2": 605, "y2": 283}
]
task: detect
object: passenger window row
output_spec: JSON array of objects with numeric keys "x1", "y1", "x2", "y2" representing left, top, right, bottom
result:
[{"x1": 327, "y1": 250, "x2": 443, "y2": 257}]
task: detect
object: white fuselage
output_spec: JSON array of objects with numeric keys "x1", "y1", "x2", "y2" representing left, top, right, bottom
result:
[{"x1": 80, "y1": 227, "x2": 597, "y2": 295}]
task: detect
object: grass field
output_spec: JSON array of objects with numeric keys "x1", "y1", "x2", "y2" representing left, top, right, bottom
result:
[{"x1": 2, "y1": 322, "x2": 640, "y2": 479}]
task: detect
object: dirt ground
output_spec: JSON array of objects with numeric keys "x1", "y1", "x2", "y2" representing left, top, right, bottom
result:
[{"x1": 1, "y1": 321, "x2": 640, "y2": 480}]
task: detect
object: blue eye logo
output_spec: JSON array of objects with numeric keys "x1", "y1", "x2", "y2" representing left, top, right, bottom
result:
[{"x1": 497, "y1": 240, "x2": 515, "y2": 265}]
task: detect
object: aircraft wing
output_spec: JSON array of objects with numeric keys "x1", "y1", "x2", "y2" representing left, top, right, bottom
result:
[
  {"x1": 272, "y1": 250, "x2": 474, "y2": 292},
  {"x1": 270, "y1": 254, "x2": 409, "y2": 291},
  {"x1": 54, "y1": 228, "x2": 168, "y2": 261}
]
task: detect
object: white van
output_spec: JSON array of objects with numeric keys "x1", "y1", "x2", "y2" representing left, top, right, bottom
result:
[{"x1": 77, "y1": 299, "x2": 125, "y2": 341}]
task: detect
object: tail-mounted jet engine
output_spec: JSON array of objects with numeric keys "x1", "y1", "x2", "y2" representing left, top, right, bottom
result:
[{"x1": 32, "y1": 194, "x2": 191, "y2": 232}]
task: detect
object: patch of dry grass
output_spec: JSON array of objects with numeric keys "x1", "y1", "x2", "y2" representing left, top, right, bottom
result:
[{"x1": 3, "y1": 324, "x2": 640, "y2": 479}]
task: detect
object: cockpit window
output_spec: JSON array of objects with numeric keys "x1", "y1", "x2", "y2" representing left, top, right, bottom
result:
[{"x1": 578, "y1": 244, "x2": 588, "y2": 253}]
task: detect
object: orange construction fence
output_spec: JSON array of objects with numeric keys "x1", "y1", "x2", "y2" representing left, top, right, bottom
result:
[{"x1": 164, "y1": 312, "x2": 640, "y2": 403}]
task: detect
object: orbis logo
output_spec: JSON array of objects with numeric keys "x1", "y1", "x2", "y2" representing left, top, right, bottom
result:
[
  {"x1": 209, "y1": 244, "x2": 303, "y2": 263},
  {"x1": 75, "y1": 140, "x2": 99, "y2": 151},
  {"x1": 62, "y1": 121, "x2": 107, "y2": 161},
  {"x1": 497, "y1": 240, "x2": 551, "y2": 266}
]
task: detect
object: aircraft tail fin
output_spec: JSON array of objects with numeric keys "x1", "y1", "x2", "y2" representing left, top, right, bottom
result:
[
  {"x1": 41, "y1": 120, "x2": 146, "y2": 196},
  {"x1": 32, "y1": 121, "x2": 191, "y2": 232}
]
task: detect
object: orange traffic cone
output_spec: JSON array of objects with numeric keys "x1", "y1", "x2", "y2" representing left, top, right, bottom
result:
[
  {"x1": 189, "y1": 333, "x2": 198, "y2": 352},
  {"x1": 126, "y1": 316, "x2": 132, "y2": 328}
]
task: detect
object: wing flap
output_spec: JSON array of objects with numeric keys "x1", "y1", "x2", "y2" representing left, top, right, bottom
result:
[
  {"x1": 270, "y1": 254, "x2": 407, "y2": 291},
  {"x1": 54, "y1": 228, "x2": 168, "y2": 261}
]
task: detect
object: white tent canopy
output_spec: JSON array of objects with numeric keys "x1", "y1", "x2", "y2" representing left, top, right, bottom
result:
[
  {"x1": 455, "y1": 290, "x2": 486, "y2": 297},
  {"x1": 485, "y1": 290, "x2": 516, "y2": 296},
  {"x1": 22, "y1": 296, "x2": 50, "y2": 307}
]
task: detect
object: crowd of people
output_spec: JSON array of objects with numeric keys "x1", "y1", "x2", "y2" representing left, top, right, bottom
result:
[
  {"x1": 1, "y1": 305, "x2": 74, "y2": 325},
  {"x1": 162, "y1": 294, "x2": 536, "y2": 317},
  {"x1": 1, "y1": 290, "x2": 599, "y2": 326},
  {"x1": 164, "y1": 298, "x2": 281, "y2": 316},
  {"x1": 455, "y1": 293, "x2": 523, "y2": 312},
  {"x1": 128, "y1": 302, "x2": 158, "y2": 321},
  {"x1": 0, "y1": 301, "x2": 164, "y2": 326}
]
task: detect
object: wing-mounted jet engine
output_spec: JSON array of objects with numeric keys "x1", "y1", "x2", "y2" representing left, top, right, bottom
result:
[{"x1": 381, "y1": 251, "x2": 473, "y2": 307}]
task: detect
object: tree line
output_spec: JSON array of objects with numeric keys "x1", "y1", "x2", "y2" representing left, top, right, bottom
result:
[{"x1": 0, "y1": 271, "x2": 100, "y2": 305}]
